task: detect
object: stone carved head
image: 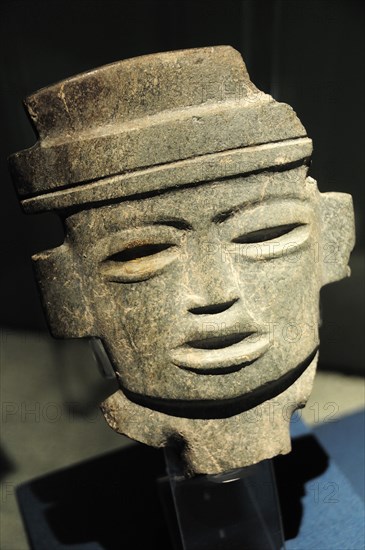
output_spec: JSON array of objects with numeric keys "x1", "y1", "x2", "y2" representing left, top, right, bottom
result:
[{"x1": 9, "y1": 47, "x2": 354, "y2": 474}]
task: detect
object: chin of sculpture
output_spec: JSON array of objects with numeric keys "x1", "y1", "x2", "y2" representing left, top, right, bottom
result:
[{"x1": 9, "y1": 46, "x2": 355, "y2": 474}]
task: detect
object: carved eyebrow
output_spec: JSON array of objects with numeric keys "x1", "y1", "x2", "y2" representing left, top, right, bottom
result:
[
  {"x1": 211, "y1": 196, "x2": 308, "y2": 224},
  {"x1": 211, "y1": 200, "x2": 261, "y2": 224},
  {"x1": 151, "y1": 219, "x2": 193, "y2": 230}
]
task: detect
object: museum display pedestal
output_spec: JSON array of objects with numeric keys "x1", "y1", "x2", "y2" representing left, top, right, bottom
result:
[{"x1": 159, "y1": 446, "x2": 285, "y2": 549}]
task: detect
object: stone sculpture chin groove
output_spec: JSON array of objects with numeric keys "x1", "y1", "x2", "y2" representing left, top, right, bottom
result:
[{"x1": 9, "y1": 46, "x2": 355, "y2": 475}]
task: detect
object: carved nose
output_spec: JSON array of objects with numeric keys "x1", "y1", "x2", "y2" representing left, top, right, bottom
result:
[{"x1": 188, "y1": 298, "x2": 238, "y2": 316}]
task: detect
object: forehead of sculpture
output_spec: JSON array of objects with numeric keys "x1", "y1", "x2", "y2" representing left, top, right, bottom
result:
[{"x1": 65, "y1": 165, "x2": 318, "y2": 239}]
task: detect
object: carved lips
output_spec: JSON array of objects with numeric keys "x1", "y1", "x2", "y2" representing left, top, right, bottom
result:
[{"x1": 170, "y1": 332, "x2": 270, "y2": 374}]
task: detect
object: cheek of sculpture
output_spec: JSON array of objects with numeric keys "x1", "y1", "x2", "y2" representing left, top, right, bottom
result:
[
  {"x1": 95, "y1": 270, "x2": 189, "y2": 394},
  {"x1": 241, "y1": 237, "x2": 321, "y2": 366}
]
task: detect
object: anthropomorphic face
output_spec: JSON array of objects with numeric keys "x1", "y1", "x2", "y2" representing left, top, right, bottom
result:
[
  {"x1": 9, "y1": 46, "x2": 355, "y2": 473},
  {"x1": 66, "y1": 166, "x2": 320, "y2": 411}
]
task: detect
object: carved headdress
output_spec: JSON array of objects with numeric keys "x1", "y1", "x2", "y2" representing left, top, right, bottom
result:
[{"x1": 10, "y1": 46, "x2": 312, "y2": 213}]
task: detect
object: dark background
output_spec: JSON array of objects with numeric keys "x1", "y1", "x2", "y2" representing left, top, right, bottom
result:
[{"x1": 0, "y1": 0, "x2": 364, "y2": 373}]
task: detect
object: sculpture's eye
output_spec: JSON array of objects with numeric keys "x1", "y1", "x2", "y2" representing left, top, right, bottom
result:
[
  {"x1": 100, "y1": 242, "x2": 178, "y2": 283},
  {"x1": 232, "y1": 222, "x2": 310, "y2": 260},
  {"x1": 232, "y1": 223, "x2": 304, "y2": 244},
  {"x1": 108, "y1": 243, "x2": 172, "y2": 262}
]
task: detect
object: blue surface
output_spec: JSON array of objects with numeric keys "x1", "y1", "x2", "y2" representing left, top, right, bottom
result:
[
  {"x1": 314, "y1": 410, "x2": 365, "y2": 502},
  {"x1": 286, "y1": 412, "x2": 365, "y2": 550}
]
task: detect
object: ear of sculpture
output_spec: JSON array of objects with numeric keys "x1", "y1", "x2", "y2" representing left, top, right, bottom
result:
[
  {"x1": 32, "y1": 243, "x2": 96, "y2": 338},
  {"x1": 319, "y1": 189, "x2": 355, "y2": 286}
]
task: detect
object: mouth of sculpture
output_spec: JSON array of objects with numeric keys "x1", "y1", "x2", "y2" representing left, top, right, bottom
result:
[
  {"x1": 187, "y1": 332, "x2": 254, "y2": 350},
  {"x1": 170, "y1": 332, "x2": 270, "y2": 375},
  {"x1": 120, "y1": 347, "x2": 319, "y2": 420}
]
